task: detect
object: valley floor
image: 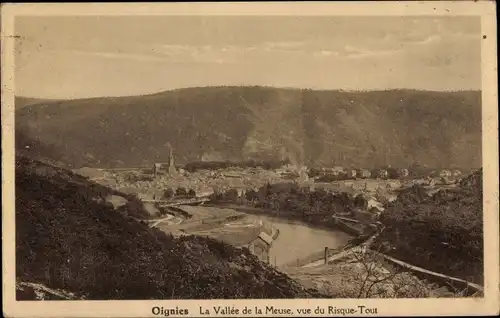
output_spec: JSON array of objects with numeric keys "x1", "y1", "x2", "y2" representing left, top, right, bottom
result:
[{"x1": 149, "y1": 204, "x2": 481, "y2": 298}]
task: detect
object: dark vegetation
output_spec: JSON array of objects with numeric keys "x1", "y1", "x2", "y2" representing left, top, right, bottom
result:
[
  {"x1": 16, "y1": 129, "x2": 67, "y2": 167},
  {"x1": 314, "y1": 174, "x2": 356, "y2": 182},
  {"x1": 210, "y1": 169, "x2": 484, "y2": 285},
  {"x1": 14, "y1": 96, "x2": 63, "y2": 110},
  {"x1": 175, "y1": 187, "x2": 188, "y2": 197},
  {"x1": 184, "y1": 159, "x2": 291, "y2": 172},
  {"x1": 123, "y1": 173, "x2": 154, "y2": 182},
  {"x1": 16, "y1": 87, "x2": 481, "y2": 169},
  {"x1": 161, "y1": 187, "x2": 197, "y2": 200},
  {"x1": 209, "y1": 182, "x2": 368, "y2": 229},
  {"x1": 376, "y1": 169, "x2": 483, "y2": 284},
  {"x1": 15, "y1": 155, "x2": 321, "y2": 300},
  {"x1": 163, "y1": 188, "x2": 175, "y2": 199},
  {"x1": 116, "y1": 196, "x2": 152, "y2": 219}
]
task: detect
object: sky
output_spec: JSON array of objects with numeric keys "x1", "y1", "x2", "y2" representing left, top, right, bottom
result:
[{"x1": 15, "y1": 16, "x2": 481, "y2": 99}]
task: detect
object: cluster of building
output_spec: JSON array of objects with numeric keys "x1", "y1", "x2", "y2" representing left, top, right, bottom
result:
[
  {"x1": 309, "y1": 166, "x2": 464, "y2": 181},
  {"x1": 95, "y1": 142, "x2": 466, "y2": 206},
  {"x1": 147, "y1": 146, "x2": 464, "y2": 185},
  {"x1": 102, "y1": 165, "x2": 285, "y2": 202},
  {"x1": 152, "y1": 145, "x2": 178, "y2": 177},
  {"x1": 275, "y1": 164, "x2": 310, "y2": 182}
]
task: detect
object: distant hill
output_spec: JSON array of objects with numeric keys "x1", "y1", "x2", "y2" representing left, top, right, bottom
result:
[
  {"x1": 15, "y1": 86, "x2": 482, "y2": 169},
  {"x1": 15, "y1": 97, "x2": 62, "y2": 110},
  {"x1": 15, "y1": 154, "x2": 319, "y2": 299},
  {"x1": 15, "y1": 129, "x2": 68, "y2": 167}
]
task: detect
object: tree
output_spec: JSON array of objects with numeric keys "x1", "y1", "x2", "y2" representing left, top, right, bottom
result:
[
  {"x1": 330, "y1": 245, "x2": 433, "y2": 298},
  {"x1": 263, "y1": 183, "x2": 272, "y2": 198},
  {"x1": 387, "y1": 167, "x2": 398, "y2": 179},
  {"x1": 245, "y1": 189, "x2": 258, "y2": 205},
  {"x1": 269, "y1": 193, "x2": 281, "y2": 213},
  {"x1": 175, "y1": 187, "x2": 187, "y2": 197},
  {"x1": 409, "y1": 162, "x2": 425, "y2": 178},
  {"x1": 163, "y1": 188, "x2": 175, "y2": 199},
  {"x1": 187, "y1": 189, "x2": 196, "y2": 198},
  {"x1": 334, "y1": 192, "x2": 353, "y2": 208},
  {"x1": 208, "y1": 190, "x2": 223, "y2": 203},
  {"x1": 354, "y1": 194, "x2": 368, "y2": 210},
  {"x1": 224, "y1": 189, "x2": 239, "y2": 202}
]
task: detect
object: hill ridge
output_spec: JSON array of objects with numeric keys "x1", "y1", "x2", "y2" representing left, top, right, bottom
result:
[
  {"x1": 16, "y1": 86, "x2": 481, "y2": 169},
  {"x1": 16, "y1": 86, "x2": 481, "y2": 101}
]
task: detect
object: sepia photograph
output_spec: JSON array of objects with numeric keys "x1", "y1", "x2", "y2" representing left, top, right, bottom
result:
[{"x1": 2, "y1": 2, "x2": 499, "y2": 317}]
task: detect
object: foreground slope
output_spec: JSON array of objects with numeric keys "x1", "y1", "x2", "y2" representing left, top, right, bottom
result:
[
  {"x1": 15, "y1": 155, "x2": 319, "y2": 299},
  {"x1": 16, "y1": 87, "x2": 481, "y2": 169}
]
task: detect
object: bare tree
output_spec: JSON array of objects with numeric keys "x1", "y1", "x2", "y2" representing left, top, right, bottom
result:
[{"x1": 341, "y1": 245, "x2": 432, "y2": 298}]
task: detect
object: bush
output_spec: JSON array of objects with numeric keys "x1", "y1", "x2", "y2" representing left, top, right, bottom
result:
[
  {"x1": 223, "y1": 189, "x2": 239, "y2": 202},
  {"x1": 353, "y1": 194, "x2": 368, "y2": 210},
  {"x1": 163, "y1": 188, "x2": 175, "y2": 199},
  {"x1": 175, "y1": 187, "x2": 188, "y2": 197}
]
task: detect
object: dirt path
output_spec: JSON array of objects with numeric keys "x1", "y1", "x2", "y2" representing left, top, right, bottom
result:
[{"x1": 149, "y1": 214, "x2": 183, "y2": 227}]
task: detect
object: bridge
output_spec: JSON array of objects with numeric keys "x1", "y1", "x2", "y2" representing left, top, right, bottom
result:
[
  {"x1": 141, "y1": 197, "x2": 210, "y2": 207},
  {"x1": 332, "y1": 215, "x2": 364, "y2": 224},
  {"x1": 99, "y1": 167, "x2": 148, "y2": 171}
]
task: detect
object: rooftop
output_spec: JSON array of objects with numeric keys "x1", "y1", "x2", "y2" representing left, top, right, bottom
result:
[{"x1": 258, "y1": 232, "x2": 274, "y2": 245}]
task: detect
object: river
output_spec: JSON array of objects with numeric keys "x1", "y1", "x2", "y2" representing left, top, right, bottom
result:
[
  {"x1": 245, "y1": 213, "x2": 352, "y2": 267},
  {"x1": 163, "y1": 204, "x2": 353, "y2": 267}
]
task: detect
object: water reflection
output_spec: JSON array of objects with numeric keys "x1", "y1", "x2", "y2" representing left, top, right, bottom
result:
[{"x1": 249, "y1": 215, "x2": 352, "y2": 267}]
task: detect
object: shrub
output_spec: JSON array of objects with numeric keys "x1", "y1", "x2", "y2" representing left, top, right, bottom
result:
[
  {"x1": 175, "y1": 187, "x2": 188, "y2": 197},
  {"x1": 163, "y1": 188, "x2": 175, "y2": 199}
]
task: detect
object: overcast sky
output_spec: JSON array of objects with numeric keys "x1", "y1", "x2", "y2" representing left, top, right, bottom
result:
[{"x1": 15, "y1": 16, "x2": 481, "y2": 99}]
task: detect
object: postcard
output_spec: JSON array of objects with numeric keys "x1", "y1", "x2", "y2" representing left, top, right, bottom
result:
[{"x1": 2, "y1": 1, "x2": 498, "y2": 317}]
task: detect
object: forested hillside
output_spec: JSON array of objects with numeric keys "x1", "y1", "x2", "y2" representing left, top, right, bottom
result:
[
  {"x1": 14, "y1": 97, "x2": 62, "y2": 110},
  {"x1": 16, "y1": 87, "x2": 481, "y2": 169},
  {"x1": 377, "y1": 169, "x2": 483, "y2": 284}
]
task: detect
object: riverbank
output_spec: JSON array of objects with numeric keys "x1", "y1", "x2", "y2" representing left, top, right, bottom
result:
[
  {"x1": 199, "y1": 203, "x2": 366, "y2": 268},
  {"x1": 152, "y1": 205, "x2": 284, "y2": 262},
  {"x1": 153, "y1": 203, "x2": 481, "y2": 298},
  {"x1": 204, "y1": 203, "x2": 365, "y2": 237},
  {"x1": 250, "y1": 214, "x2": 352, "y2": 267},
  {"x1": 157, "y1": 203, "x2": 352, "y2": 268}
]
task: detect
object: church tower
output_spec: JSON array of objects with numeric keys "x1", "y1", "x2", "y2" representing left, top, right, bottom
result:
[{"x1": 168, "y1": 143, "x2": 177, "y2": 174}]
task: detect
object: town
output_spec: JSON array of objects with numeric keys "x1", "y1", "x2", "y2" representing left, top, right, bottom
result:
[
  {"x1": 66, "y1": 144, "x2": 482, "y2": 299},
  {"x1": 75, "y1": 145, "x2": 467, "y2": 205}
]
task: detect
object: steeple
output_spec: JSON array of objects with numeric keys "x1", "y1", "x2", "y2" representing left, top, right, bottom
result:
[
  {"x1": 168, "y1": 143, "x2": 177, "y2": 174},
  {"x1": 169, "y1": 144, "x2": 174, "y2": 167}
]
